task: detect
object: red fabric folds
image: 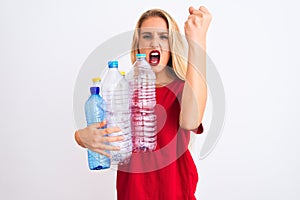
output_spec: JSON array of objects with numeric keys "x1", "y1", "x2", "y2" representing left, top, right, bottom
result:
[{"x1": 117, "y1": 79, "x2": 203, "y2": 200}]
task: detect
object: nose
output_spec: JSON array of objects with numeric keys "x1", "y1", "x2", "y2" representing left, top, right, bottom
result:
[{"x1": 150, "y1": 35, "x2": 159, "y2": 48}]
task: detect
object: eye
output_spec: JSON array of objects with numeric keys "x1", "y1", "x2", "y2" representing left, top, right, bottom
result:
[
  {"x1": 142, "y1": 34, "x2": 152, "y2": 39},
  {"x1": 160, "y1": 35, "x2": 169, "y2": 40}
]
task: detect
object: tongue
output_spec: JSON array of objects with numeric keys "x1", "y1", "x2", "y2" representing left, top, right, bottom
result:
[
  {"x1": 149, "y1": 57, "x2": 159, "y2": 65},
  {"x1": 149, "y1": 51, "x2": 160, "y2": 66}
]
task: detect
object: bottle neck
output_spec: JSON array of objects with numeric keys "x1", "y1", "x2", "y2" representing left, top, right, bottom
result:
[
  {"x1": 137, "y1": 57, "x2": 146, "y2": 61},
  {"x1": 108, "y1": 67, "x2": 120, "y2": 73},
  {"x1": 90, "y1": 87, "x2": 100, "y2": 95}
]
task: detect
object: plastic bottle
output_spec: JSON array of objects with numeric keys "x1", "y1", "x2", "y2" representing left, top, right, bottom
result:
[
  {"x1": 101, "y1": 61, "x2": 132, "y2": 165},
  {"x1": 126, "y1": 54, "x2": 157, "y2": 152},
  {"x1": 92, "y1": 77, "x2": 102, "y2": 95},
  {"x1": 85, "y1": 83, "x2": 110, "y2": 170},
  {"x1": 119, "y1": 71, "x2": 126, "y2": 77},
  {"x1": 92, "y1": 77, "x2": 101, "y2": 87}
]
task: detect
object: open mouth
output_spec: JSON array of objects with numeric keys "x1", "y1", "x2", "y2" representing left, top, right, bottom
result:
[{"x1": 149, "y1": 50, "x2": 160, "y2": 66}]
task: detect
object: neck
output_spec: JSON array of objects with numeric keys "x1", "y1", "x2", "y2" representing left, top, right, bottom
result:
[{"x1": 155, "y1": 68, "x2": 176, "y2": 87}]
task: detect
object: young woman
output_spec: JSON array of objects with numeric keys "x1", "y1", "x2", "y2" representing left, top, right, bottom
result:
[{"x1": 75, "y1": 6, "x2": 212, "y2": 200}]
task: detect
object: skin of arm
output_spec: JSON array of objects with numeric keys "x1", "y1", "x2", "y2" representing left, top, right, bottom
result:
[{"x1": 180, "y1": 6, "x2": 212, "y2": 130}]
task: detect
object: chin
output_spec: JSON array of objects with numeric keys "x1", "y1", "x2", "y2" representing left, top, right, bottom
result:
[{"x1": 150, "y1": 64, "x2": 165, "y2": 73}]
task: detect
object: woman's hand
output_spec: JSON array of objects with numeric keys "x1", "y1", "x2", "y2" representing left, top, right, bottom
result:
[
  {"x1": 75, "y1": 120, "x2": 124, "y2": 158},
  {"x1": 184, "y1": 6, "x2": 212, "y2": 47}
]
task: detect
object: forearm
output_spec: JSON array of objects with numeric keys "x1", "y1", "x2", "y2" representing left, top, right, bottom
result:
[{"x1": 180, "y1": 42, "x2": 207, "y2": 130}]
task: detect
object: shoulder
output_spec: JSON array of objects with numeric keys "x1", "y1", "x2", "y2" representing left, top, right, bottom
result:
[
  {"x1": 156, "y1": 78, "x2": 184, "y2": 101},
  {"x1": 167, "y1": 78, "x2": 185, "y2": 95}
]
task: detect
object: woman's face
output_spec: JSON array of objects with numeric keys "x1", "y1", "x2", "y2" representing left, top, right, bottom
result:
[{"x1": 138, "y1": 17, "x2": 170, "y2": 74}]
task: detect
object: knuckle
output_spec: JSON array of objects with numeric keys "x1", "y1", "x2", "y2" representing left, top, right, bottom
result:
[
  {"x1": 110, "y1": 145, "x2": 120, "y2": 151},
  {"x1": 98, "y1": 143, "x2": 105, "y2": 150},
  {"x1": 91, "y1": 130, "x2": 98, "y2": 135},
  {"x1": 195, "y1": 18, "x2": 201, "y2": 24},
  {"x1": 92, "y1": 137, "x2": 99, "y2": 145},
  {"x1": 92, "y1": 138, "x2": 97, "y2": 143},
  {"x1": 190, "y1": 15, "x2": 196, "y2": 20},
  {"x1": 112, "y1": 137, "x2": 119, "y2": 142},
  {"x1": 184, "y1": 21, "x2": 188, "y2": 27},
  {"x1": 186, "y1": 20, "x2": 193, "y2": 26},
  {"x1": 204, "y1": 13, "x2": 212, "y2": 20},
  {"x1": 106, "y1": 137, "x2": 113, "y2": 142},
  {"x1": 109, "y1": 127, "x2": 115, "y2": 132},
  {"x1": 101, "y1": 129, "x2": 108, "y2": 134},
  {"x1": 86, "y1": 126, "x2": 92, "y2": 132},
  {"x1": 105, "y1": 128, "x2": 112, "y2": 133},
  {"x1": 90, "y1": 143, "x2": 97, "y2": 149},
  {"x1": 102, "y1": 137, "x2": 108, "y2": 143}
]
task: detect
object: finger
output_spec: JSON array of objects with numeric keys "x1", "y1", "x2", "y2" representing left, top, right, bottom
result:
[
  {"x1": 187, "y1": 14, "x2": 203, "y2": 26},
  {"x1": 99, "y1": 135, "x2": 124, "y2": 143},
  {"x1": 189, "y1": 8, "x2": 212, "y2": 24},
  {"x1": 188, "y1": 14, "x2": 202, "y2": 21},
  {"x1": 95, "y1": 149, "x2": 112, "y2": 158},
  {"x1": 89, "y1": 120, "x2": 107, "y2": 129},
  {"x1": 100, "y1": 143, "x2": 121, "y2": 151},
  {"x1": 90, "y1": 142, "x2": 120, "y2": 154},
  {"x1": 105, "y1": 135, "x2": 125, "y2": 143},
  {"x1": 199, "y1": 6, "x2": 209, "y2": 14},
  {"x1": 101, "y1": 127, "x2": 121, "y2": 135},
  {"x1": 189, "y1": 9, "x2": 205, "y2": 17},
  {"x1": 189, "y1": 6, "x2": 195, "y2": 14}
]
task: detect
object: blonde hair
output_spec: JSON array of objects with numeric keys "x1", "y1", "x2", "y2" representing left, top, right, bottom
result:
[
  {"x1": 131, "y1": 9, "x2": 188, "y2": 80},
  {"x1": 131, "y1": 9, "x2": 198, "y2": 151}
]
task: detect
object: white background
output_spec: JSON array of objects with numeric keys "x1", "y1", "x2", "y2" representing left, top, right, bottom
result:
[{"x1": 0, "y1": 0, "x2": 299, "y2": 199}]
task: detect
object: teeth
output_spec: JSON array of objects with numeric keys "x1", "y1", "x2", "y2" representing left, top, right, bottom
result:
[{"x1": 149, "y1": 51, "x2": 160, "y2": 65}]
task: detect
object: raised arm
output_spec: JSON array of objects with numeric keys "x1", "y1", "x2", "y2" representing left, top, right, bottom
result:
[{"x1": 180, "y1": 6, "x2": 212, "y2": 130}]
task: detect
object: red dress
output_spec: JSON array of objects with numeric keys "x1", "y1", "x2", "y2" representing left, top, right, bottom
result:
[{"x1": 117, "y1": 79, "x2": 203, "y2": 200}]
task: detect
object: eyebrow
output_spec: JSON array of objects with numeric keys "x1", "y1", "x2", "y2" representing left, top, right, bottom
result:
[{"x1": 141, "y1": 31, "x2": 169, "y2": 35}]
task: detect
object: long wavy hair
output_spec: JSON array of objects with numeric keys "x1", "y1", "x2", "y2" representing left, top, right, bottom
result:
[
  {"x1": 130, "y1": 9, "x2": 188, "y2": 80},
  {"x1": 131, "y1": 9, "x2": 198, "y2": 150}
]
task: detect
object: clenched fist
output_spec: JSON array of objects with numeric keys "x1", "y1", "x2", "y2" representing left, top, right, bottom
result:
[{"x1": 184, "y1": 6, "x2": 212, "y2": 47}]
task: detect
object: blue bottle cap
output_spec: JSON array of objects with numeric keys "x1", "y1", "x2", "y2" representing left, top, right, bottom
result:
[
  {"x1": 108, "y1": 60, "x2": 118, "y2": 68},
  {"x1": 136, "y1": 54, "x2": 146, "y2": 58},
  {"x1": 90, "y1": 87, "x2": 100, "y2": 94}
]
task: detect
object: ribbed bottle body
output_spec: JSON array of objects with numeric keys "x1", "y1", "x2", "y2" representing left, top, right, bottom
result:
[
  {"x1": 126, "y1": 55, "x2": 157, "y2": 152},
  {"x1": 85, "y1": 89, "x2": 110, "y2": 170},
  {"x1": 102, "y1": 62, "x2": 132, "y2": 165}
]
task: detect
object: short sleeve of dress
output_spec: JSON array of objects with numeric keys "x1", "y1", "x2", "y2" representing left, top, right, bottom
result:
[{"x1": 191, "y1": 123, "x2": 204, "y2": 134}]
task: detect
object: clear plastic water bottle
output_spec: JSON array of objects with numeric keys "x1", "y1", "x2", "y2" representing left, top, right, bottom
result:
[
  {"x1": 126, "y1": 54, "x2": 157, "y2": 152},
  {"x1": 101, "y1": 61, "x2": 132, "y2": 165},
  {"x1": 85, "y1": 82, "x2": 110, "y2": 170}
]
